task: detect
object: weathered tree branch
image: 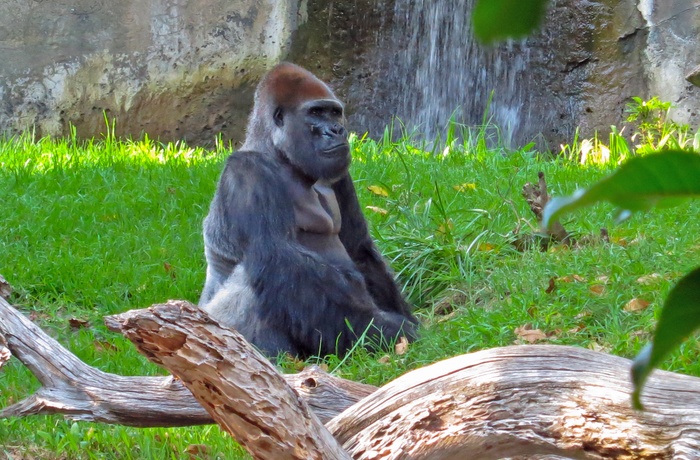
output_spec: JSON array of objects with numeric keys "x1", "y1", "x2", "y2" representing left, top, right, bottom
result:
[
  {"x1": 113, "y1": 302, "x2": 352, "y2": 459},
  {"x1": 115, "y1": 302, "x2": 700, "y2": 459},
  {"x1": 328, "y1": 346, "x2": 700, "y2": 459},
  {"x1": 5, "y1": 294, "x2": 700, "y2": 458},
  {"x1": 521, "y1": 171, "x2": 571, "y2": 246},
  {"x1": 0, "y1": 334, "x2": 10, "y2": 369},
  {"x1": 0, "y1": 296, "x2": 373, "y2": 426},
  {"x1": 0, "y1": 295, "x2": 211, "y2": 426}
]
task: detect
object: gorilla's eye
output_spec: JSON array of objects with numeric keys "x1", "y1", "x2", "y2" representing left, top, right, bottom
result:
[
  {"x1": 273, "y1": 107, "x2": 284, "y2": 127},
  {"x1": 331, "y1": 107, "x2": 342, "y2": 117},
  {"x1": 309, "y1": 107, "x2": 323, "y2": 117}
]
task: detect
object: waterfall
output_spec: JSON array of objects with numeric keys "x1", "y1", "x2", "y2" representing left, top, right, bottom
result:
[{"x1": 375, "y1": 0, "x2": 534, "y2": 147}]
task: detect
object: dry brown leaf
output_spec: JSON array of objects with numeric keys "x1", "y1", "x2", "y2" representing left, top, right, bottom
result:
[
  {"x1": 395, "y1": 336, "x2": 409, "y2": 355},
  {"x1": 478, "y1": 242, "x2": 496, "y2": 252},
  {"x1": 163, "y1": 262, "x2": 176, "y2": 279},
  {"x1": 637, "y1": 273, "x2": 663, "y2": 285},
  {"x1": 557, "y1": 274, "x2": 586, "y2": 283},
  {"x1": 185, "y1": 444, "x2": 209, "y2": 459},
  {"x1": 514, "y1": 325, "x2": 548, "y2": 343},
  {"x1": 589, "y1": 284, "x2": 605, "y2": 296},
  {"x1": 377, "y1": 355, "x2": 391, "y2": 364},
  {"x1": 367, "y1": 185, "x2": 389, "y2": 197},
  {"x1": 365, "y1": 206, "x2": 388, "y2": 215},
  {"x1": 68, "y1": 318, "x2": 90, "y2": 329},
  {"x1": 545, "y1": 277, "x2": 556, "y2": 294},
  {"x1": 596, "y1": 275, "x2": 610, "y2": 284},
  {"x1": 624, "y1": 298, "x2": 651, "y2": 312},
  {"x1": 588, "y1": 342, "x2": 611, "y2": 353},
  {"x1": 93, "y1": 340, "x2": 118, "y2": 353},
  {"x1": 611, "y1": 236, "x2": 629, "y2": 247}
]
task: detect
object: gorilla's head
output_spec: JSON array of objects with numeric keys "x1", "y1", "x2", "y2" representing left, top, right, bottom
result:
[{"x1": 243, "y1": 63, "x2": 350, "y2": 183}]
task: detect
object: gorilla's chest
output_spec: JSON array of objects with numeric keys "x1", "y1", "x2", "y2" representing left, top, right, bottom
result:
[
  {"x1": 294, "y1": 183, "x2": 340, "y2": 233},
  {"x1": 293, "y1": 182, "x2": 350, "y2": 262}
]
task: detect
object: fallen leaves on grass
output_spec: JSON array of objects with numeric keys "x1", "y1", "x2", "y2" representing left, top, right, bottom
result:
[
  {"x1": 395, "y1": 336, "x2": 410, "y2": 355},
  {"x1": 366, "y1": 206, "x2": 388, "y2": 215},
  {"x1": 514, "y1": 324, "x2": 549, "y2": 344},
  {"x1": 637, "y1": 273, "x2": 663, "y2": 285},
  {"x1": 367, "y1": 185, "x2": 389, "y2": 197},
  {"x1": 624, "y1": 298, "x2": 651, "y2": 312}
]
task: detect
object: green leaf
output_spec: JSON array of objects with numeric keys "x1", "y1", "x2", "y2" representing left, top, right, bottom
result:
[
  {"x1": 542, "y1": 151, "x2": 700, "y2": 230},
  {"x1": 472, "y1": 0, "x2": 549, "y2": 44},
  {"x1": 631, "y1": 266, "x2": 700, "y2": 410}
]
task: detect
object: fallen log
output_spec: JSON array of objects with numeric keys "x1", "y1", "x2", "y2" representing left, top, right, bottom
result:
[
  {"x1": 113, "y1": 301, "x2": 351, "y2": 459},
  {"x1": 0, "y1": 296, "x2": 373, "y2": 426},
  {"x1": 4, "y1": 295, "x2": 700, "y2": 458}
]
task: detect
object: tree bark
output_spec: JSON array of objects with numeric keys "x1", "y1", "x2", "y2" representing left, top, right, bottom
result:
[
  {"x1": 113, "y1": 301, "x2": 352, "y2": 460},
  {"x1": 328, "y1": 346, "x2": 700, "y2": 459},
  {"x1": 4, "y1": 295, "x2": 700, "y2": 458},
  {"x1": 0, "y1": 334, "x2": 10, "y2": 369},
  {"x1": 0, "y1": 296, "x2": 373, "y2": 426}
]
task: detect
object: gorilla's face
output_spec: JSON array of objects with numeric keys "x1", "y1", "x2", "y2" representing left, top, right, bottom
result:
[{"x1": 273, "y1": 98, "x2": 350, "y2": 183}]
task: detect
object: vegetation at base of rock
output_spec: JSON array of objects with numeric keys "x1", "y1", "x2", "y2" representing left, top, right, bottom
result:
[{"x1": 1, "y1": 107, "x2": 700, "y2": 457}]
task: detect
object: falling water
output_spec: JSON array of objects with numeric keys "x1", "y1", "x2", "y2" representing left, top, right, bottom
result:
[{"x1": 375, "y1": 0, "x2": 534, "y2": 147}]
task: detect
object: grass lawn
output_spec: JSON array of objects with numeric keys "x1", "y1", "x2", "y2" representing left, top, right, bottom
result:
[{"x1": 1, "y1": 128, "x2": 699, "y2": 459}]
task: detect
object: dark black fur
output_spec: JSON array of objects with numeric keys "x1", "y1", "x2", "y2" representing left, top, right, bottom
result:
[{"x1": 199, "y1": 63, "x2": 417, "y2": 358}]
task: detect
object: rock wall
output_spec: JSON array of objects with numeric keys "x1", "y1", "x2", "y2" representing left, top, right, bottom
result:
[
  {"x1": 1, "y1": 0, "x2": 699, "y2": 149},
  {"x1": 641, "y1": 0, "x2": 700, "y2": 126},
  {"x1": 0, "y1": 0, "x2": 300, "y2": 145},
  {"x1": 349, "y1": 0, "x2": 700, "y2": 149}
]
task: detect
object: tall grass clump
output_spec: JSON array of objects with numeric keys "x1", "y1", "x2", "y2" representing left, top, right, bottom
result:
[{"x1": 559, "y1": 97, "x2": 700, "y2": 166}]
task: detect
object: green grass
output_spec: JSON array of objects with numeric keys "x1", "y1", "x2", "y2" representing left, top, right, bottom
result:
[{"x1": 1, "y1": 127, "x2": 699, "y2": 458}]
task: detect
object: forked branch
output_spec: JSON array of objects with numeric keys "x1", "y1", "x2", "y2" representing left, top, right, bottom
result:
[{"x1": 4, "y1": 294, "x2": 700, "y2": 458}]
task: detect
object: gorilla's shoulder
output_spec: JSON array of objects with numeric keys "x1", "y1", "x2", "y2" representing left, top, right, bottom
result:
[{"x1": 224, "y1": 150, "x2": 282, "y2": 179}]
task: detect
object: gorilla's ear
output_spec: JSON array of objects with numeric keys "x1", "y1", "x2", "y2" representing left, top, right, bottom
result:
[{"x1": 273, "y1": 107, "x2": 284, "y2": 127}]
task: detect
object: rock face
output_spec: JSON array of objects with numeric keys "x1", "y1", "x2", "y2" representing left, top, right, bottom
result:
[
  {"x1": 0, "y1": 0, "x2": 300, "y2": 145},
  {"x1": 1, "y1": 0, "x2": 699, "y2": 148},
  {"x1": 348, "y1": 0, "x2": 700, "y2": 149}
]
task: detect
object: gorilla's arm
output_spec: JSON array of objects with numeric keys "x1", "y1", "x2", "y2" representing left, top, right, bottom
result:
[
  {"x1": 206, "y1": 153, "x2": 413, "y2": 356},
  {"x1": 333, "y1": 174, "x2": 416, "y2": 321}
]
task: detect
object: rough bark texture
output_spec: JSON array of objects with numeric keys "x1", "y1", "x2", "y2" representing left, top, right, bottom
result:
[
  {"x1": 0, "y1": 335, "x2": 10, "y2": 369},
  {"x1": 0, "y1": 295, "x2": 211, "y2": 426},
  {"x1": 0, "y1": 296, "x2": 372, "y2": 426},
  {"x1": 327, "y1": 345, "x2": 700, "y2": 459},
  {"x1": 4, "y1": 295, "x2": 700, "y2": 458},
  {"x1": 112, "y1": 301, "x2": 351, "y2": 460},
  {"x1": 516, "y1": 171, "x2": 572, "y2": 251}
]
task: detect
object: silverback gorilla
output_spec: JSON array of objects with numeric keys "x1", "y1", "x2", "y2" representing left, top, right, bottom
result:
[{"x1": 198, "y1": 62, "x2": 417, "y2": 358}]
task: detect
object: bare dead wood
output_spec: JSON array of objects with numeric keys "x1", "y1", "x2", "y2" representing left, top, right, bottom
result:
[
  {"x1": 0, "y1": 335, "x2": 10, "y2": 369},
  {"x1": 0, "y1": 274, "x2": 11, "y2": 300},
  {"x1": 112, "y1": 301, "x2": 351, "y2": 460},
  {"x1": 328, "y1": 346, "x2": 700, "y2": 460},
  {"x1": 521, "y1": 171, "x2": 571, "y2": 246},
  {"x1": 114, "y1": 302, "x2": 700, "y2": 459},
  {"x1": 0, "y1": 295, "x2": 211, "y2": 426},
  {"x1": 5, "y1": 295, "x2": 700, "y2": 458},
  {"x1": 0, "y1": 296, "x2": 372, "y2": 426}
]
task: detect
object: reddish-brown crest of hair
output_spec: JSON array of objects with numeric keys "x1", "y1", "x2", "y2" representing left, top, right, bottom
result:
[{"x1": 259, "y1": 63, "x2": 336, "y2": 109}]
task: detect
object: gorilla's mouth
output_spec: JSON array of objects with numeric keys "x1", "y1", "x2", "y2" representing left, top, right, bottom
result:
[{"x1": 322, "y1": 144, "x2": 349, "y2": 156}]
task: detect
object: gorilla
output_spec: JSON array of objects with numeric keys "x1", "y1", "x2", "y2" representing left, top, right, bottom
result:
[{"x1": 199, "y1": 62, "x2": 417, "y2": 358}]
